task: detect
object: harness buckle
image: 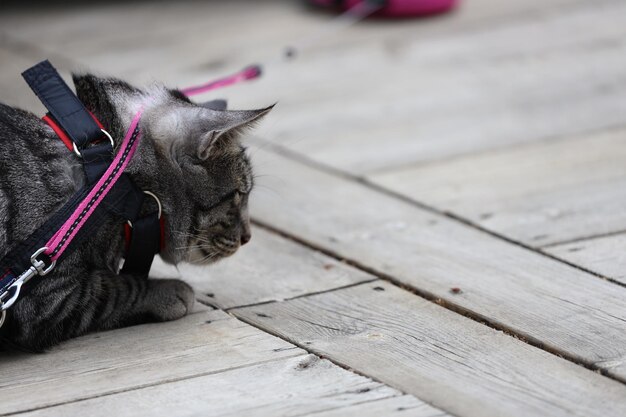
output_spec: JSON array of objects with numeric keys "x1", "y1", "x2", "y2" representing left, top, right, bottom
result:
[
  {"x1": 0, "y1": 247, "x2": 56, "y2": 313},
  {"x1": 73, "y1": 129, "x2": 114, "y2": 158},
  {"x1": 126, "y1": 191, "x2": 162, "y2": 228}
]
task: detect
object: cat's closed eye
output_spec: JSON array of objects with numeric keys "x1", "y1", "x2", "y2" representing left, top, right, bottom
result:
[{"x1": 195, "y1": 190, "x2": 238, "y2": 212}]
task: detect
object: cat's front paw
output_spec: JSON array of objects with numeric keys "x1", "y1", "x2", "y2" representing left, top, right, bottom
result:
[{"x1": 148, "y1": 279, "x2": 195, "y2": 321}]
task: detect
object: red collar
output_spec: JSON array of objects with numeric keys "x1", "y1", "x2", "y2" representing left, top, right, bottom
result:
[{"x1": 43, "y1": 111, "x2": 104, "y2": 151}]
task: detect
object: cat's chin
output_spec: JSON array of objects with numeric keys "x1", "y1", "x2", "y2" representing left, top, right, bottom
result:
[{"x1": 185, "y1": 246, "x2": 237, "y2": 265}]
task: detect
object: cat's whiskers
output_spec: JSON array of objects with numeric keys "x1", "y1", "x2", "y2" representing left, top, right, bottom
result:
[
  {"x1": 172, "y1": 230, "x2": 212, "y2": 246},
  {"x1": 172, "y1": 231, "x2": 203, "y2": 238},
  {"x1": 192, "y1": 226, "x2": 214, "y2": 235},
  {"x1": 200, "y1": 250, "x2": 220, "y2": 264},
  {"x1": 251, "y1": 183, "x2": 281, "y2": 197},
  {"x1": 175, "y1": 244, "x2": 210, "y2": 250}
]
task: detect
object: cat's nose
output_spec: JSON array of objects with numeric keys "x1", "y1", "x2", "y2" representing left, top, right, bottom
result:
[{"x1": 241, "y1": 231, "x2": 251, "y2": 246}]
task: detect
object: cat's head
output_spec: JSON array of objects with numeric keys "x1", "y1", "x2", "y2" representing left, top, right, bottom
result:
[{"x1": 73, "y1": 73, "x2": 272, "y2": 266}]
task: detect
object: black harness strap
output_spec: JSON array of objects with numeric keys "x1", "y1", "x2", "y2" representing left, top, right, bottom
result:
[
  {"x1": 59, "y1": 175, "x2": 146, "y2": 266},
  {"x1": 122, "y1": 213, "x2": 161, "y2": 274},
  {"x1": 22, "y1": 60, "x2": 103, "y2": 149},
  {"x1": 24, "y1": 60, "x2": 114, "y2": 185},
  {"x1": 0, "y1": 185, "x2": 91, "y2": 302},
  {"x1": 1, "y1": 60, "x2": 163, "y2": 316},
  {"x1": 81, "y1": 142, "x2": 116, "y2": 184},
  {"x1": 22, "y1": 60, "x2": 160, "y2": 274}
]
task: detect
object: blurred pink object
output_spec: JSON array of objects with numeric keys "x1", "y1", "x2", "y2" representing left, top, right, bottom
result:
[{"x1": 309, "y1": 0, "x2": 458, "y2": 17}]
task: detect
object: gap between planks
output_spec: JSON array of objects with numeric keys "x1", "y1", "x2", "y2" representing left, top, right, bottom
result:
[
  {"x1": 229, "y1": 307, "x2": 425, "y2": 409},
  {"x1": 233, "y1": 281, "x2": 626, "y2": 417},
  {"x1": 0, "y1": 308, "x2": 302, "y2": 416},
  {"x1": 253, "y1": 137, "x2": 626, "y2": 292},
  {"x1": 189, "y1": 305, "x2": 449, "y2": 417},
  {"x1": 2, "y1": 353, "x2": 305, "y2": 417},
  {"x1": 249, "y1": 219, "x2": 626, "y2": 386},
  {"x1": 364, "y1": 122, "x2": 626, "y2": 178},
  {"x1": 3, "y1": 0, "x2": 622, "y2": 277},
  {"x1": 0, "y1": 0, "x2": 614, "y2": 76},
  {"x1": 218, "y1": 278, "x2": 379, "y2": 312},
  {"x1": 8, "y1": 354, "x2": 439, "y2": 417},
  {"x1": 1, "y1": 304, "x2": 432, "y2": 417},
  {"x1": 241, "y1": 141, "x2": 626, "y2": 385},
  {"x1": 540, "y1": 227, "x2": 626, "y2": 249}
]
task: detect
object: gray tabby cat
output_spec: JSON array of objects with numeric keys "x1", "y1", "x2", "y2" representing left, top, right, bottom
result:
[{"x1": 0, "y1": 73, "x2": 271, "y2": 351}]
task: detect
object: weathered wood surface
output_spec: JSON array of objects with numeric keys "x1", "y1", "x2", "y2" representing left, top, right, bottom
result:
[
  {"x1": 0, "y1": 310, "x2": 304, "y2": 415},
  {"x1": 0, "y1": 47, "x2": 47, "y2": 112},
  {"x1": 4, "y1": 0, "x2": 625, "y2": 175},
  {"x1": 545, "y1": 233, "x2": 626, "y2": 285},
  {"x1": 234, "y1": 282, "x2": 626, "y2": 417},
  {"x1": 249, "y1": 147, "x2": 626, "y2": 378},
  {"x1": 305, "y1": 395, "x2": 449, "y2": 417},
  {"x1": 2, "y1": 0, "x2": 626, "y2": 416},
  {"x1": 230, "y1": 0, "x2": 626, "y2": 173},
  {"x1": 370, "y1": 128, "x2": 626, "y2": 247},
  {"x1": 149, "y1": 225, "x2": 375, "y2": 309},
  {"x1": 14, "y1": 355, "x2": 421, "y2": 417},
  {"x1": 180, "y1": 227, "x2": 374, "y2": 309},
  {"x1": 0, "y1": 0, "x2": 599, "y2": 90}
]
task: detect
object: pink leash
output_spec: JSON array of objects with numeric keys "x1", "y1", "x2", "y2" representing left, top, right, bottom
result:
[
  {"x1": 45, "y1": 110, "x2": 144, "y2": 260},
  {"x1": 180, "y1": 65, "x2": 262, "y2": 97}
]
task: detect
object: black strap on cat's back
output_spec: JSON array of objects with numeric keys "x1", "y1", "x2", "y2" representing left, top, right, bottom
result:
[
  {"x1": 21, "y1": 60, "x2": 161, "y2": 276},
  {"x1": 22, "y1": 60, "x2": 104, "y2": 149},
  {"x1": 1, "y1": 61, "x2": 161, "y2": 314}
]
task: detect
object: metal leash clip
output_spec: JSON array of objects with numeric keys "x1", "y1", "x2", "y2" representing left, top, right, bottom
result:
[{"x1": 0, "y1": 247, "x2": 56, "y2": 315}]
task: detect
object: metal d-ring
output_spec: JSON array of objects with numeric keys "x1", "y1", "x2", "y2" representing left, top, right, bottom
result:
[
  {"x1": 73, "y1": 129, "x2": 115, "y2": 158},
  {"x1": 126, "y1": 191, "x2": 162, "y2": 228}
]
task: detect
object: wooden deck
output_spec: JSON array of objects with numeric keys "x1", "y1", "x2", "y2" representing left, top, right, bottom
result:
[{"x1": 1, "y1": 0, "x2": 626, "y2": 415}]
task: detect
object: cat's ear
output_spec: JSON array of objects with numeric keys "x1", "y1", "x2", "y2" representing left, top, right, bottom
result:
[
  {"x1": 197, "y1": 105, "x2": 273, "y2": 160},
  {"x1": 199, "y1": 99, "x2": 228, "y2": 111},
  {"x1": 73, "y1": 73, "x2": 141, "y2": 99}
]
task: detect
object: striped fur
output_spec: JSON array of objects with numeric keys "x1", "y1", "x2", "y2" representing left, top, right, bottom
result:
[{"x1": 0, "y1": 73, "x2": 270, "y2": 351}]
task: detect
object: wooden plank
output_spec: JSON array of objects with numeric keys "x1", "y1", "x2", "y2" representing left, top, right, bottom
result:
[
  {"x1": 177, "y1": 226, "x2": 374, "y2": 309},
  {"x1": 5, "y1": 2, "x2": 624, "y2": 175},
  {"x1": 545, "y1": 233, "x2": 626, "y2": 285},
  {"x1": 248, "y1": 147, "x2": 626, "y2": 379},
  {"x1": 0, "y1": 47, "x2": 48, "y2": 113},
  {"x1": 0, "y1": 310, "x2": 304, "y2": 415},
  {"x1": 306, "y1": 395, "x2": 448, "y2": 417},
  {"x1": 238, "y1": 0, "x2": 626, "y2": 174},
  {"x1": 234, "y1": 282, "x2": 626, "y2": 417},
  {"x1": 0, "y1": 0, "x2": 597, "y2": 88},
  {"x1": 370, "y1": 127, "x2": 626, "y2": 246},
  {"x1": 13, "y1": 355, "x2": 420, "y2": 417},
  {"x1": 1, "y1": 0, "x2": 609, "y2": 109}
]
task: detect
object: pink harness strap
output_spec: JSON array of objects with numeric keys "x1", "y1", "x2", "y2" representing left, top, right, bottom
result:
[{"x1": 45, "y1": 110, "x2": 144, "y2": 261}]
